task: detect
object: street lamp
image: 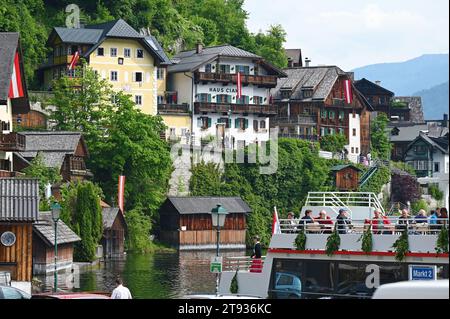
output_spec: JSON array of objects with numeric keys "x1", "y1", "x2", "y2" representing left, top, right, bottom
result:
[
  {"x1": 210, "y1": 204, "x2": 228, "y2": 296},
  {"x1": 51, "y1": 202, "x2": 61, "y2": 293}
]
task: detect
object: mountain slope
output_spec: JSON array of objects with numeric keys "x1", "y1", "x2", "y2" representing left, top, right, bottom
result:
[
  {"x1": 352, "y1": 54, "x2": 449, "y2": 95},
  {"x1": 413, "y1": 81, "x2": 449, "y2": 120}
]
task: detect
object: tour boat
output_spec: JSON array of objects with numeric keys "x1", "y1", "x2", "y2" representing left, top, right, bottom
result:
[{"x1": 218, "y1": 192, "x2": 449, "y2": 299}]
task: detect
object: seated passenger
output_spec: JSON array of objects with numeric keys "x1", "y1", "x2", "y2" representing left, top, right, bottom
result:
[
  {"x1": 372, "y1": 210, "x2": 392, "y2": 234},
  {"x1": 286, "y1": 211, "x2": 298, "y2": 233},
  {"x1": 414, "y1": 209, "x2": 428, "y2": 223},
  {"x1": 315, "y1": 210, "x2": 333, "y2": 234},
  {"x1": 396, "y1": 209, "x2": 411, "y2": 233},
  {"x1": 299, "y1": 210, "x2": 314, "y2": 231},
  {"x1": 336, "y1": 209, "x2": 351, "y2": 234}
]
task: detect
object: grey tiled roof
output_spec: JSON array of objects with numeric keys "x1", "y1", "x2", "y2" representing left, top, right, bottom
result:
[
  {"x1": 48, "y1": 19, "x2": 167, "y2": 64},
  {"x1": 53, "y1": 27, "x2": 103, "y2": 44},
  {"x1": 168, "y1": 45, "x2": 262, "y2": 73},
  {"x1": 34, "y1": 212, "x2": 81, "y2": 246},
  {"x1": 0, "y1": 33, "x2": 19, "y2": 101},
  {"x1": 354, "y1": 78, "x2": 394, "y2": 96},
  {"x1": 18, "y1": 131, "x2": 85, "y2": 168},
  {"x1": 0, "y1": 178, "x2": 39, "y2": 222},
  {"x1": 88, "y1": 19, "x2": 142, "y2": 39},
  {"x1": 272, "y1": 66, "x2": 347, "y2": 101},
  {"x1": 166, "y1": 196, "x2": 252, "y2": 215},
  {"x1": 102, "y1": 207, "x2": 121, "y2": 229},
  {"x1": 388, "y1": 124, "x2": 428, "y2": 142},
  {"x1": 145, "y1": 36, "x2": 171, "y2": 65}
]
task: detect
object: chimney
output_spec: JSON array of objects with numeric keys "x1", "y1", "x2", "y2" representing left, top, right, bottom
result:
[
  {"x1": 287, "y1": 57, "x2": 293, "y2": 68},
  {"x1": 305, "y1": 57, "x2": 311, "y2": 67},
  {"x1": 443, "y1": 113, "x2": 448, "y2": 127},
  {"x1": 375, "y1": 80, "x2": 381, "y2": 86},
  {"x1": 196, "y1": 40, "x2": 203, "y2": 54}
]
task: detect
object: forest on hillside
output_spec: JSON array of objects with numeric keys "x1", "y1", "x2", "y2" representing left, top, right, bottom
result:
[{"x1": 0, "y1": 0, "x2": 288, "y2": 88}]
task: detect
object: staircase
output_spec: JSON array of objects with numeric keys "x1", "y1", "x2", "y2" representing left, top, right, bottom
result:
[{"x1": 359, "y1": 159, "x2": 389, "y2": 187}]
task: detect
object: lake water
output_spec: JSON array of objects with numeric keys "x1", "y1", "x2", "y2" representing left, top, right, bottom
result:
[{"x1": 35, "y1": 250, "x2": 247, "y2": 298}]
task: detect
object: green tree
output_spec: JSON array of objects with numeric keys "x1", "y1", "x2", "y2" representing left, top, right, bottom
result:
[
  {"x1": 319, "y1": 134, "x2": 347, "y2": 153},
  {"x1": 49, "y1": 67, "x2": 173, "y2": 219},
  {"x1": 23, "y1": 152, "x2": 62, "y2": 210},
  {"x1": 371, "y1": 113, "x2": 392, "y2": 160},
  {"x1": 253, "y1": 25, "x2": 288, "y2": 68},
  {"x1": 60, "y1": 181, "x2": 103, "y2": 262},
  {"x1": 125, "y1": 207, "x2": 153, "y2": 253},
  {"x1": 0, "y1": 0, "x2": 48, "y2": 87}
]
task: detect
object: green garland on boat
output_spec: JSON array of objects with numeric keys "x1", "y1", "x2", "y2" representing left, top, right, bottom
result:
[{"x1": 294, "y1": 229, "x2": 307, "y2": 250}]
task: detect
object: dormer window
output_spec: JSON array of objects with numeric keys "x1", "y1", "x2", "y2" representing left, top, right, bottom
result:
[
  {"x1": 280, "y1": 89, "x2": 292, "y2": 99},
  {"x1": 302, "y1": 88, "x2": 313, "y2": 98},
  {"x1": 205, "y1": 63, "x2": 212, "y2": 73}
]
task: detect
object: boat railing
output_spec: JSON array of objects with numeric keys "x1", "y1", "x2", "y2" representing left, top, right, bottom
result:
[
  {"x1": 223, "y1": 256, "x2": 266, "y2": 272},
  {"x1": 279, "y1": 218, "x2": 449, "y2": 235},
  {"x1": 304, "y1": 192, "x2": 385, "y2": 216}
]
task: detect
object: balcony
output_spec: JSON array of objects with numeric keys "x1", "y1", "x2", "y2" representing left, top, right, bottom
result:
[
  {"x1": 194, "y1": 72, "x2": 278, "y2": 88},
  {"x1": 194, "y1": 102, "x2": 277, "y2": 116},
  {"x1": 0, "y1": 133, "x2": 26, "y2": 151},
  {"x1": 272, "y1": 115, "x2": 317, "y2": 125},
  {"x1": 0, "y1": 170, "x2": 25, "y2": 177},
  {"x1": 278, "y1": 134, "x2": 319, "y2": 141},
  {"x1": 158, "y1": 103, "x2": 190, "y2": 114}
]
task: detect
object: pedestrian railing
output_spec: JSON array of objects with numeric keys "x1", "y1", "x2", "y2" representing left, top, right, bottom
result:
[
  {"x1": 279, "y1": 218, "x2": 449, "y2": 235},
  {"x1": 223, "y1": 256, "x2": 266, "y2": 272}
]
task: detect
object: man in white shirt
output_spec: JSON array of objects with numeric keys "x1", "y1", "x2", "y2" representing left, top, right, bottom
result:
[{"x1": 111, "y1": 277, "x2": 132, "y2": 299}]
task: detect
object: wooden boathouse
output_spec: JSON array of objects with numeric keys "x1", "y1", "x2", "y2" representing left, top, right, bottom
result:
[
  {"x1": 0, "y1": 178, "x2": 39, "y2": 293},
  {"x1": 101, "y1": 207, "x2": 127, "y2": 257},
  {"x1": 159, "y1": 197, "x2": 251, "y2": 250},
  {"x1": 32, "y1": 212, "x2": 80, "y2": 274}
]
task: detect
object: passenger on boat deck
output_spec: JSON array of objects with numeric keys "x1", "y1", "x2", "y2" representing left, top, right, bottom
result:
[
  {"x1": 396, "y1": 209, "x2": 411, "y2": 233},
  {"x1": 286, "y1": 212, "x2": 298, "y2": 233},
  {"x1": 371, "y1": 210, "x2": 392, "y2": 234},
  {"x1": 315, "y1": 210, "x2": 333, "y2": 234},
  {"x1": 336, "y1": 209, "x2": 351, "y2": 234},
  {"x1": 438, "y1": 208, "x2": 448, "y2": 226},
  {"x1": 414, "y1": 209, "x2": 428, "y2": 223},
  {"x1": 299, "y1": 210, "x2": 314, "y2": 229}
]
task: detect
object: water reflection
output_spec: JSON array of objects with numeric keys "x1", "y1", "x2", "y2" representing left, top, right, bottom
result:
[{"x1": 35, "y1": 250, "x2": 247, "y2": 299}]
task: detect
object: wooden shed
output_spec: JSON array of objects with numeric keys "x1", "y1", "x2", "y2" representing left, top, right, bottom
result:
[
  {"x1": 331, "y1": 164, "x2": 362, "y2": 191},
  {"x1": 159, "y1": 197, "x2": 251, "y2": 250},
  {"x1": 32, "y1": 212, "x2": 81, "y2": 274},
  {"x1": 0, "y1": 178, "x2": 39, "y2": 292},
  {"x1": 101, "y1": 207, "x2": 127, "y2": 258}
]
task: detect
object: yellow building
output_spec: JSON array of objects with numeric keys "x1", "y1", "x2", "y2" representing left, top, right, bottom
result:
[{"x1": 39, "y1": 19, "x2": 171, "y2": 116}]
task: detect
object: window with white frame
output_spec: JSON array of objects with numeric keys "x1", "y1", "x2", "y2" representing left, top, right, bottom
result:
[
  {"x1": 157, "y1": 95, "x2": 164, "y2": 104},
  {"x1": 110, "y1": 71, "x2": 118, "y2": 81},
  {"x1": 97, "y1": 47, "x2": 104, "y2": 56},
  {"x1": 136, "y1": 49, "x2": 144, "y2": 58},
  {"x1": 110, "y1": 48, "x2": 117, "y2": 57},
  {"x1": 124, "y1": 48, "x2": 131, "y2": 58},
  {"x1": 134, "y1": 72, "x2": 143, "y2": 82},
  {"x1": 135, "y1": 95, "x2": 142, "y2": 106}
]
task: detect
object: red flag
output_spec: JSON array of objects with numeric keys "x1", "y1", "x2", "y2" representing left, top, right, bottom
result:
[
  {"x1": 68, "y1": 51, "x2": 80, "y2": 71},
  {"x1": 8, "y1": 52, "x2": 24, "y2": 99},
  {"x1": 118, "y1": 175, "x2": 125, "y2": 214},
  {"x1": 236, "y1": 72, "x2": 242, "y2": 99},
  {"x1": 272, "y1": 206, "x2": 281, "y2": 235},
  {"x1": 344, "y1": 79, "x2": 353, "y2": 104}
]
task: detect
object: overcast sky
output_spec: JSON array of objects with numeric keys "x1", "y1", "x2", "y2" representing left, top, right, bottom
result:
[{"x1": 243, "y1": 0, "x2": 449, "y2": 70}]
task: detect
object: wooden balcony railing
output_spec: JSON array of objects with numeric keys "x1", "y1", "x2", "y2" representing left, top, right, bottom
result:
[
  {"x1": 194, "y1": 72, "x2": 278, "y2": 87},
  {"x1": 0, "y1": 132, "x2": 26, "y2": 151},
  {"x1": 158, "y1": 103, "x2": 190, "y2": 114},
  {"x1": 194, "y1": 102, "x2": 277, "y2": 116},
  {"x1": 272, "y1": 115, "x2": 317, "y2": 125},
  {"x1": 0, "y1": 170, "x2": 25, "y2": 177}
]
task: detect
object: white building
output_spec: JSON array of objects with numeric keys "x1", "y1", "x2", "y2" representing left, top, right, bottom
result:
[
  {"x1": 404, "y1": 132, "x2": 449, "y2": 206},
  {"x1": 167, "y1": 44, "x2": 286, "y2": 148}
]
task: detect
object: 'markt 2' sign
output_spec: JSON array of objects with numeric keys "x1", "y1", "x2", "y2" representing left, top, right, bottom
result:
[{"x1": 409, "y1": 265, "x2": 437, "y2": 280}]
